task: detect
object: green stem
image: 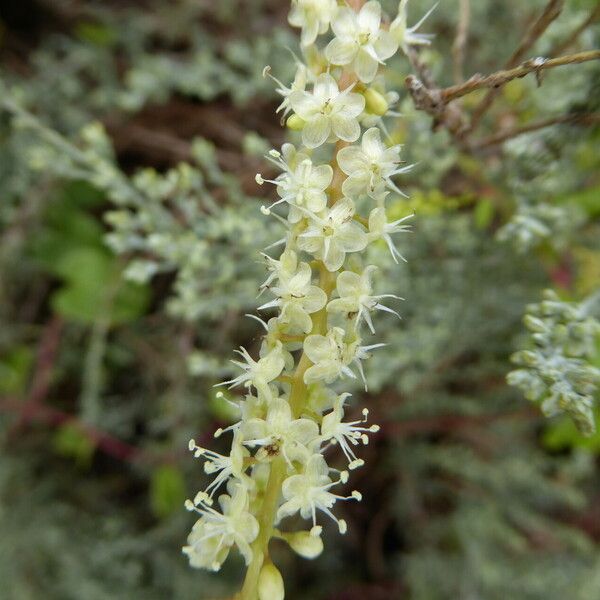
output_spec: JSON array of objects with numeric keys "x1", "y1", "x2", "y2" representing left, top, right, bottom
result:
[
  {"x1": 239, "y1": 457, "x2": 286, "y2": 600},
  {"x1": 238, "y1": 265, "x2": 334, "y2": 599}
]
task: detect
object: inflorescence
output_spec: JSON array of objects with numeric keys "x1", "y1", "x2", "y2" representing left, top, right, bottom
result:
[{"x1": 183, "y1": 2, "x2": 433, "y2": 598}]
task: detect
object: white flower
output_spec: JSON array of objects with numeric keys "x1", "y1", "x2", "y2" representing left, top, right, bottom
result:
[
  {"x1": 303, "y1": 327, "x2": 357, "y2": 385},
  {"x1": 218, "y1": 342, "x2": 285, "y2": 400},
  {"x1": 297, "y1": 198, "x2": 367, "y2": 271},
  {"x1": 337, "y1": 127, "x2": 413, "y2": 199},
  {"x1": 264, "y1": 64, "x2": 310, "y2": 120},
  {"x1": 368, "y1": 206, "x2": 412, "y2": 263},
  {"x1": 259, "y1": 247, "x2": 299, "y2": 292},
  {"x1": 277, "y1": 454, "x2": 360, "y2": 534},
  {"x1": 326, "y1": 266, "x2": 402, "y2": 333},
  {"x1": 289, "y1": 73, "x2": 365, "y2": 148},
  {"x1": 183, "y1": 485, "x2": 259, "y2": 571},
  {"x1": 325, "y1": 1, "x2": 399, "y2": 83},
  {"x1": 288, "y1": 0, "x2": 337, "y2": 46},
  {"x1": 320, "y1": 393, "x2": 380, "y2": 469},
  {"x1": 259, "y1": 261, "x2": 327, "y2": 334},
  {"x1": 188, "y1": 432, "x2": 250, "y2": 498},
  {"x1": 346, "y1": 339, "x2": 387, "y2": 391},
  {"x1": 243, "y1": 398, "x2": 319, "y2": 466},
  {"x1": 258, "y1": 144, "x2": 333, "y2": 221},
  {"x1": 258, "y1": 154, "x2": 333, "y2": 222},
  {"x1": 390, "y1": 0, "x2": 436, "y2": 54}
]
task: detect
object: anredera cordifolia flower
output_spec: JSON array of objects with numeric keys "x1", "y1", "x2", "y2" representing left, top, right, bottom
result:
[{"x1": 184, "y1": 1, "x2": 428, "y2": 597}]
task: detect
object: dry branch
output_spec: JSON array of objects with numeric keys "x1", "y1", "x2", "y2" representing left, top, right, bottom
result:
[
  {"x1": 467, "y1": 0, "x2": 565, "y2": 133},
  {"x1": 405, "y1": 50, "x2": 600, "y2": 129},
  {"x1": 471, "y1": 112, "x2": 600, "y2": 149},
  {"x1": 550, "y1": 4, "x2": 600, "y2": 57}
]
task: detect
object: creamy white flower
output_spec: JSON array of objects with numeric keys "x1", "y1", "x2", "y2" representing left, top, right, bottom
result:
[
  {"x1": 368, "y1": 206, "x2": 412, "y2": 263},
  {"x1": 326, "y1": 266, "x2": 402, "y2": 333},
  {"x1": 297, "y1": 198, "x2": 367, "y2": 271},
  {"x1": 277, "y1": 454, "x2": 360, "y2": 534},
  {"x1": 218, "y1": 342, "x2": 285, "y2": 400},
  {"x1": 259, "y1": 248, "x2": 299, "y2": 292},
  {"x1": 288, "y1": 0, "x2": 337, "y2": 46},
  {"x1": 183, "y1": 485, "x2": 259, "y2": 571},
  {"x1": 320, "y1": 393, "x2": 380, "y2": 469},
  {"x1": 289, "y1": 73, "x2": 365, "y2": 148},
  {"x1": 243, "y1": 397, "x2": 319, "y2": 466},
  {"x1": 264, "y1": 64, "x2": 309, "y2": 120},
  {"x1": 258, "y1": 146, "x2": 333, "y2": 222},
  {"x1": 188, "y1": 432, "x2": 251, "y2": 499},
  {"x1": 346, "y1": 339, "x2": 387, "y2": 391},
  {"x1": 390, "y1": 0, "x2": 436, "y2": 54},
  {"x1": 259, "y1": 261, "x2": 327, "y2": 334},
  {"x1": 337, "y1": 127, "x2": 413, "y2": 199},
  {"x1": 303, "y1": 327, "x2": 357, "y2": 385},
  {"x1": 325, "y1": 1, "x2": 399, "y2": 83}
]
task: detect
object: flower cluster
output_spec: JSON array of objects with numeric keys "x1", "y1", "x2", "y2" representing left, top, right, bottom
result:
[
  {"x1": 184, "y1": 1, "x2": 433, "y2": 597},
  {"x1": 508, "y1": 290, "x2": 600, "y2": 436}
]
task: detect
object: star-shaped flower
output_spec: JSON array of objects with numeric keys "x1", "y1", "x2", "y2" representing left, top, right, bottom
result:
[
  {"x1": 337, "y1": 127, "x2": 413, "y2": 199},
  {"x1": 326, "y1": 266, "x2": 402, "y2": 333},
  {"x1": 303, "y1": 327, "x2": 357, "y2": 385},
  {"x1": 288, "y1": 0, "x2": 338, "y2": 46},
  {"x1": 390, "y1": 0, "x2": 436, "y2": 55},
  {"x1": 183, "y1": 485, "x2": 259, "y2": 571},
  {"x1": 297, "y1": 198, "x2": 367, "y2": 271},
  {"x1": 242, "y1": 398, "x2": 319, "y2": 466},
  {"x1": 368, "y1": 206, "x2": 412, "y2": 263},
  {"x1": 289, "y1": 73, "x2": 365, "y2": 148},
  {"x1": 218, "y1": 342, "x2": 285, "y2": 401},
  {"x1": 259, "y1": 261, "x2": 327, "y2": 334},
  {"x1": 277, "y1": 454, "x2": 360, "y2": 534},
  {"x1": 325, "y1": 1, "x2": 399, "y2": 83}
]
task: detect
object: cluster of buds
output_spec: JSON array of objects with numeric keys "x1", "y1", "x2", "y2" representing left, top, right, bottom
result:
[
  {"x1": 508, "y1": 290, "x2": 600, "y2": 436},
  {"x1": 183, "y1": 1, "x2": 433, "y2": 598}
]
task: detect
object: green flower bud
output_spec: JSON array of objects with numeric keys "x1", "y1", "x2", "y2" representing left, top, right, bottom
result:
[
  {"x1": 364, "y1": 88, "x2": 389, "y2": 116},
  {"x1": 258, "y1": 562, "x2": 284, "y2": 600},
  {"x1": 284, "y1": 530, "x2": 324, "y2": 559},
  {"x1": 286, "y1": 114, "x2": 305, "y2": 131}
]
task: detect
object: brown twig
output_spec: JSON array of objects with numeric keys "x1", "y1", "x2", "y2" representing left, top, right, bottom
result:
[
  {"x1": 452, "y1": 0, "x2": 471, "y2": 84},
  {"x1": 405, "y1": 48, "x2": 468, "y2": 137},
  {"x1": 406, "y1": 50, "x2": 600, "y2": 123},
  {"x1": 443, "y1": 50, "x2": 600, "y2": 103},
  {"x1": 471, "y1": 112, "x2": 600, "y2": 149},
  {"x1": 550, "y1": 4, "x2": 600, "y2": 57},
  {"x1": 0, "y1": 398, "x2": 182, "y2": 464},
  {"x1": 467, "y1": 0, "x2": 565, "y2": 134},
  {"x1": 14, "y1": 315, "x2": 64, "y2": 430}
]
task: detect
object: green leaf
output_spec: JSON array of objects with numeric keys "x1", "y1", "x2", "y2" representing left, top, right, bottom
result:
[
  {"x1": 53, "y1": 423, "x2": 96, "y2": 468},
  {"x1": 0, "y1": 346, "x2": 34, "y2": 395},
  {"x1": 74, "y1": 22, "x2": 117, "y2": 47},
  {"x1": 474, "y1": 199, "x2": 495, "y2": 230},
  {"x1": 150, "y1": 465, "x2": 187, "y2": 519},
  {"x1": 557, "y1": 186, "x2": 600, "y2": 217},
  {"x1": 542, "y1": 412, "x2": 600, "y2": 453},
  {"x1": 50, "y1": 247, "x2": 149, "y2": 325}
]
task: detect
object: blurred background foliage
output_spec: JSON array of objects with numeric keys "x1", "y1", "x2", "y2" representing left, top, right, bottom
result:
[{"x1": 0, "y1": 0, "x2": 599, "y2": 598}]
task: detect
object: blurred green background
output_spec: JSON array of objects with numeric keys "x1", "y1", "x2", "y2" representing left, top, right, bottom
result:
[{"x1": 0, "y1": 0, "x2": 599, "y2": 598}]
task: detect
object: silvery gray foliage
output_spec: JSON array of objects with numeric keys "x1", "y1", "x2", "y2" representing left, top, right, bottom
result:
[
  {"x1": 508, "y1": 290, "x2": 600, "y2": 435},
  {"x1": 496, "y1": 199, "x2": 583, "y2": 253},
  {"x1": 2, "y1": 100, "x2": 276, "y2": 322}
]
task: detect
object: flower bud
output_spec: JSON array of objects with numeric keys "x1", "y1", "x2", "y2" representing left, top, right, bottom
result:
[
  {"x1": 258, "y1": 562, "x2": 285, "y2": 600},
  {"x1": 286, "y1": 114, "x2": 305, "y2": 131},
  {"x1": 285, "y1": 530, "x2": 324, "y2": 559},
  {"x1": 364, "y1": 88, "x2": 389, "y2": 116}
]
